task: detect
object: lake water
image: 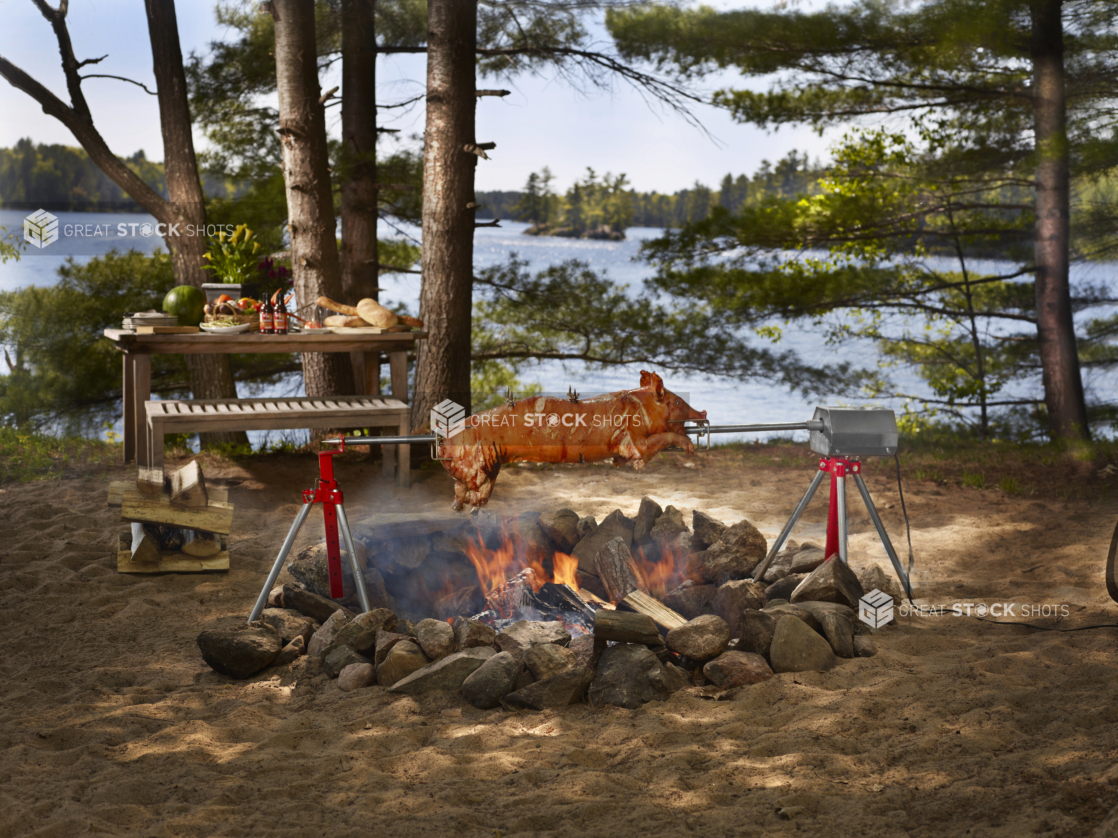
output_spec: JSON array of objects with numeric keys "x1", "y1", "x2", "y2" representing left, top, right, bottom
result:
[{"x1": 2, "y1": 208, "x2": 1115, "y2": 444}]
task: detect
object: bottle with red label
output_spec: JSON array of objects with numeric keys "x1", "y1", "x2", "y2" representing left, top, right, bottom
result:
[
  {"x1": 259, "y1": 294, "x2": 274, "y2": 334},
  {"x1": 273, "y1": 290, "x2": 288, "y2": 334}
]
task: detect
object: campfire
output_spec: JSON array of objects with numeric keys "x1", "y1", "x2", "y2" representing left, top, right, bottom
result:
[{"x1": 198, "y1": 497, "x2": 893, "y2": 711}]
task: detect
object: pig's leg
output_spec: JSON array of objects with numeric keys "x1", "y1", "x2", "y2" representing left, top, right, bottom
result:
[
  {"x1": 637, "y1": 432, "x2": 694, "y2": 460},
  {"x1": 452, "y1": 479, "x2": 468, "y2": 511}
]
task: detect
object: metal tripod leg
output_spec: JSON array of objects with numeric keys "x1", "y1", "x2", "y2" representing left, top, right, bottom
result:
[
  {"x1": 751, "y1": 468, "x2": 827, "y2": 581},
  {"x1": 836, "y1": 470, "x2": 848, "y2": 564},
  {"x1": 336, "y1": 504, "x2": 371, "y2": 613},
  {"x1": 248, "y1": 501, "x2": 313, "y2": 623},
  {"x1": 853, "y1": 472, "x2": 913, "y2": 598}
]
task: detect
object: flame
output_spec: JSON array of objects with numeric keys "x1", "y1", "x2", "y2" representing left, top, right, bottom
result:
[
  {"x1": 553, "y1": 552, "x2": 579, "y2": 588},
  {"x1": 633, "y1": 541, "x2": 691, "y2": 600}
]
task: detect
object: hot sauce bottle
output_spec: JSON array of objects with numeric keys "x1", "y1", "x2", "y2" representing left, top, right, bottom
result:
[
  {"x1": 273, "y1": 290, "x2": 288, "y2": 334},
  {"x1": 259, "y1": 294, "x2": 274, "y2": 334}
]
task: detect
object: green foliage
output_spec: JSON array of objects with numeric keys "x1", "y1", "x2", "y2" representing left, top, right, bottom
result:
[
  {"x1": 202, "y1": 223, "x2": 263, "y2": 283},
  {"x1": 0, "y1": 426, "x2": 118, "y2": 483},
  {"x1": 0, "y1": 225, "x2": 22, "y2": 263},
  {"x1": 0, "y1": 138, "x2": 167, "y2": 210},
  {"x1": 471, "y1": 361, "x2": 544, "y2": 412}
]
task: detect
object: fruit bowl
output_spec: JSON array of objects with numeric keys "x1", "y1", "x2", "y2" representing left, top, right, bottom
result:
[{"x1": 199, "y1": 322, "x2": 254, "y2": 334}]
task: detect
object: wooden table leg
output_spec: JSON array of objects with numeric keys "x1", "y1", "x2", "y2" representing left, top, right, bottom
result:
[
  {"x1": 123, "y1": 354, "x2": 135, "y2": 463},
  {"x1": 389, "y1": 350, "x2": 408, "y2": 404},
  {"x1": 133, "y1": 354, "x2": 151, "y2": 474},
  {"x1": 361, "y1": 350, "x2": 380, "y2": 396}
]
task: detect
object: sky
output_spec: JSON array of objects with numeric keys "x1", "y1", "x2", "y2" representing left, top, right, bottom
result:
[{"x1": 0, "y1": 0, "x2": 837, "y2": 194}]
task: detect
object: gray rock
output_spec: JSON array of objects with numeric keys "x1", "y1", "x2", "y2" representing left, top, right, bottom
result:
[
  {"x1": 259, "y1": 607, "x2": 318, "y2": 646},
  {"x1": 495, "y1": 620, "x2": 571, "y2": 663},
  {"x1": 572, "y1": 510, "x2": 633, "y2": 575},
  {"x1": 374, "y1": 630, "x2": 411, "y2": 666},
  {"x1": 790, "y1": 545, "x2": 828, "y2": 575},
  {"x1": 649, "y1": 505, "x2": 688, "y2": 546},
  {"x1": 514, "y1": 511, "x2": 555, "y2": 558},
  {"x1": 737, "y1": 610, "x2": 777, "y2": 658},
  {"x1": 396, "y1": 619, "x2": 417, "y2": 637},
  {"x1": 859, "y1": 563, "x2": 906, "y2": 614},
  {"x1": 287, "y1": 541, "x2": 391, "y2": 609},
  {"x1": 375, "y1": 640, "x2": 430, "y2": 687},
  {"x1": 415, "y1": 618, "x2": 456, "y2": 661},
  {"x1": 796, "y1": 600, "x2": 856, "y2": 624},
  {"x1": 503, "y1": 666, "x2": 594, "y2": 710},
  {"x1": 765, "y1": 598, "x2": 789, "y2": 608},
  {"x1": 663, "y1": 663, "x2": 691, "y2": 693},
  {"x1": 713, "y1": 579, "x2": 765, "y2": 636},
  {"x1": 451, "y1": 616, "x2": 498, "y2": 651},
  {"x1": 576, "y1": 515, "x2": 598, "y2": 541},
  {"x1": 632, "y1": 497, "x2": 663, "y2": 544},
  {"x1": 282, "y1": 584, "x2": 357, "y2": 624},
  {"x1": 691, "y1": 510, "x2": 727, "y2": 550},
  {"x1": 334, "y1": 608, "x2": 398, "y2": 656},
  {"x1": 272, "y1": 635, "x2": 305, "y2": 667},
  {"x1": 267, "y1": 585, "x2": 284, "y2": 608},
  {"x1": 769, "y1": 615, "x2": 837, "y2": 673},
  {"x1": 665, "y1": 614, "x2": 731, "y2": 662},
  {"x1": 307, "y1": 610, "x2": 350, "y2": 658},
  {"x1": 764, "y1": 574, "x2": 807, "y2": 605},
  {"x1": 388, "y1": 647, "x2": 497, "y2": 696},
  {"x1": 760, "y1": 549, "x2": 795, "y2": 583},
  {"x1": 337, "y1": 662, "x2": 376, "y2": 692},
  {"x1": 790, "y1": 559, "x2": 864, "y2": 610},
  {"x1": 817, "y1": 610, "x2": 854, "y2": 658},
  {"x1": 588, "y1": 643, "x2": 672, "y2": 709},
  {"x1": 537, "y1": 509, "x2": 580, "y2": 553},
  {"x1": 524, "y1": 643, "x2": 576, "y2": 681},
  {"x1": 663, "y1": 581, "x2": 719, "y2": 620},
  {"x1": 854, "y1": 635, "x2": 878, "y2": 657},
  {"x1": 689, "y1": 519, "x2": 767, "y2": 583},
  {"x1": 197, "y1": 623, "x2": 283, "y2": 679},
  {"x1": 763, "y1": 603, "x2": 821, "y2": 633},
  {"x1": 461, "y1": 651, "x2": 520, "y2": 709},
  {"x1": 513, "y1": 666, "x2": 536, "y2": 692},
  {"x1": 567, "y1": 634, "x2": 598, "y2": 668},
  {"x1": 324, "y1": 645, "x2": 371, "y2": 679},
  {"x1": 704, "y1": 651, "x2": 774, "y2": 688}
]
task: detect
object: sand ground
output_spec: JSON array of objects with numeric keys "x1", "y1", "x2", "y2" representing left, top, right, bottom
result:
[{"x1": 2, "y1": 446, "x2": 1118, "y2": 838}]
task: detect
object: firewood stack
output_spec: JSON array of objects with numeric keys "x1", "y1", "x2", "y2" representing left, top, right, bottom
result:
[{"x1": 108, "y1": 461, "x2": 233, "y2": 573}]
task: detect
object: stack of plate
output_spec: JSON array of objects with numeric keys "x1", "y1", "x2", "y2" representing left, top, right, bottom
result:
[{"x1": 123, "y1": 311, "x2": 179, "y2": 330}]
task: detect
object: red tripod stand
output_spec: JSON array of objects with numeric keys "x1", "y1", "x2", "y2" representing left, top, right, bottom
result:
[
  {"x1": 248, "y1": 440, "x2": 371, "y2": 622},
  {"x1": 751, "y1": 455, "x2": 913, "y2": 598}
]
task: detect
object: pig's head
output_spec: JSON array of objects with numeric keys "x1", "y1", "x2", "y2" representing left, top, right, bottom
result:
[{"x1": 639, "y1": 370, "x2": 707, "y2": 425}]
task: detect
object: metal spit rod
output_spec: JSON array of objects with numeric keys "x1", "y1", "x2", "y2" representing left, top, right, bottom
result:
[{"x1": 324, "y1": 420, "x2": 823, "y2": 448}]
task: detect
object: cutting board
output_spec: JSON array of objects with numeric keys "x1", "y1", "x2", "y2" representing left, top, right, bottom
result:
[{"x1": 135, "y1": 326, "x2": 201, "y2": 334}]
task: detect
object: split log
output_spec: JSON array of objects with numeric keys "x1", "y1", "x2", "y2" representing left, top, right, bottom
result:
[
  {"x1": 593, "y1": 610, "x2": 661, "y2": 646},
  {"x1": 108, "y1": 481, "x2": 228, "y2": 507},
  {"x1": 170, "y1": 461, "x2": 207, "y2": 507},
  {"x1": 594, "y1": 537, "x2": 641, "y2": 602},
  {"x1": 182, "y1": 530, "x2": 222, "y2": 557},
  {"x1": 120, "y1": 492, "x2": 233, "y2": 534},
  {"x1": 130, "y1": 522, "x2": 162, "y2": 564},
  {"x1": 619, "y1": 589, "x2": 687, "y2": 631}
]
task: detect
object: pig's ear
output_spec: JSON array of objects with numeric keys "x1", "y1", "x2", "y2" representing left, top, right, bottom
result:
[{"x1": 640, "y1": 370, "x2": 653, "y2": 388}]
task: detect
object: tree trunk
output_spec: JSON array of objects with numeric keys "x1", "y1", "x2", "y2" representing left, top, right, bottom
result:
[
  {"x1": 412, "y1": 0, "x2": 477, "y2": 430},
  {"x1": 340, "y1": 0, "x2": 380, "y2": 303},
  {"x1": 273, "y1": 0, "x2": 355, "y2": 397},
  {"x1": 1031, "y1": 0, "x2": 1089, "y2": 440},
  {"x1": 145, "y1": 0, "x2": 247, "y2": 448}
]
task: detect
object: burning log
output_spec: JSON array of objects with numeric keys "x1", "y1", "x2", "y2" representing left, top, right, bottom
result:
[
  {"x1": 484, "y1": 567, "x2": 540, "y2": 617},
  {"x1": 593, "y1": 610, "x2": 660, "y2": 646},
  {"x1": 594, "y1": 537, "x2": 641, "y2": 601},
  {"x1": 621, "y1": 590, "x2": 687, "y2": 631}
]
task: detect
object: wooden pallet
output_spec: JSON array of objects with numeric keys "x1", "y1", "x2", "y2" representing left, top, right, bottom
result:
[{"x1": 117, "y1": 530, "x2": 229, "y2": 573}]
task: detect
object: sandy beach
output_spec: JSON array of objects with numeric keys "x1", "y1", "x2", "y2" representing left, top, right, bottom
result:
[{"x1": 2, "y1": 445, "x2": 1117, "y2": 838}]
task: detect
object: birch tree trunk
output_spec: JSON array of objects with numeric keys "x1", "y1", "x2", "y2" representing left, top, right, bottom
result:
[
  {"x1": 412, "y1": 0, "x2": 477, "y2": 428},
  {"x1": 273, "y1": 0, "x2": 355, "y2": 397},
  {"x1": 1031, "y1": 0, "x2": 1089, "y2": 440}
]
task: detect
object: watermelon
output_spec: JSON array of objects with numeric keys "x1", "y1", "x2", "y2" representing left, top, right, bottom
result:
[{"x1": 163, "y1": 285, "x2": 207, "y2": 326}]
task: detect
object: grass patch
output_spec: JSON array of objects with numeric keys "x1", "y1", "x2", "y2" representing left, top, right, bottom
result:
[
  {"x1": 998, "y1": 476, "x2": 1021, "y2": 495},
  {"x1": 0, "y1": 427, "x2": 120, "y2": 483},
  {"x1": 962, "y1": 471, "x2": 986, "y2": 489}
]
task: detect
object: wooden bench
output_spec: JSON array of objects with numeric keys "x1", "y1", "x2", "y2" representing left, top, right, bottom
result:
[{"x1": 140, "y1": 396, "x2": 411, "y2": 486}]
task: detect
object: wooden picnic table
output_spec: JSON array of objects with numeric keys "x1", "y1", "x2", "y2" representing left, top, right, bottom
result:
[{"x1": 102, "y1": 328, "x2": 427, "y2": 464}]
